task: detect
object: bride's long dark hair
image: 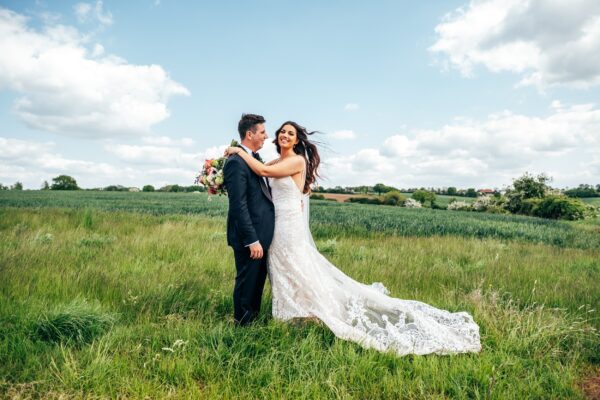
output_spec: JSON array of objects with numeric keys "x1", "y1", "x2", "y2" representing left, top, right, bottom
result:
[{"x1": 273, "y1": 121, "x2": 320, "y2": 194}]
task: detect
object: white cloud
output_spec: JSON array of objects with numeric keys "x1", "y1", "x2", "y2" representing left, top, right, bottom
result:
[
  {"x1": 0, "y1": 7, "x2": 189, "y2": 138},
  {"x1": 344, "y1": 103, "x2": 359, "y2": 112},
  {"x1": 380, "y1": 135, "x2": 418, "y2": 157},
  {"x1": 0, "y1": 136, "x2": 209, "y2": 189},
  {"x1": 321, "y1": 102, "x2": 600, "y2": 188},
  {"x1": 430, "y1": 0, "x2": 600, "y2": 88},
  {"x1": 74, "y1": 3, "x2": 92, "y2": 22},
  {"x1": 329, "y1": 130, "x2": 356, "y2": 140},
  {"x1": 3, "y1": 103, "x2": 599, "y2": 190},
  {"x1": 0, "y1": 137, "x2": 126, "y2": 188},
  {"x1": 141, "y1": 135, "x2": 195, "y2": 146},
  {"x1": 74, "y1": 1, "x2": 113, "y2": 26},
  {"x1": 105, "y1": 143, "x2": 202, "y2": 169}
]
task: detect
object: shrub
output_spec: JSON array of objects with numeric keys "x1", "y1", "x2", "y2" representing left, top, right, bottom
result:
[
  {"x1": 142, "y1": 185, "x2": 155, "y2": 192},
  {"x1": 347, "y1": 197, "x2": 382, "y2": 205},
  {"x1": 472, "y1": 195, "x2": 494, "y2": 211},
  {"x1": 447, "y1": 201, "x2": 472, "y2": 211},
  {"x1": 382, "y1": 191, "x2": 406, "y2": 206},
  {"x1": 533, "y1": 195, "x2": 587, "y2": 220},
  {"x1": 403, "y1": 198, "x2": 422, "y2": 208},
  {"x1": 486, "y1": 205, "x2": 510, "y2": 214},
  {"x1": 310, "y1": 193, "x2": 325, "y2": 200},
  {"x1": 504, "y1": 172, "x2": 551, "y2": 214},
  {"x1": 520, "y1": 198, "x2": 542, "y2": 216},
  {"x1": 412, "y1": 190, "x2": 436, "y2": 206}
]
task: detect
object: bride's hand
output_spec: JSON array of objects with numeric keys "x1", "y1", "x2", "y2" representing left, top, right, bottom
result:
[{"x1": 224, "y1": 146, "x2": 241, "y2": 157}]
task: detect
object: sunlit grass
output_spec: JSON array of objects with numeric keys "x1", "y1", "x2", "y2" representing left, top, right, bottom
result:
[{"x1": 0, "y1": 207, "x2": 598, "y2": 398}]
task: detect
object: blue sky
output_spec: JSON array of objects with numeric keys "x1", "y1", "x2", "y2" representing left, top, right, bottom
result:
[{"x1": 1, "y1": 0, "x2": 599, "y2": 189}]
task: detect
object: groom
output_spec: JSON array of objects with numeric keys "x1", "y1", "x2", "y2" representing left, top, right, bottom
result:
[{"x1": 223, "y1": 113, "x2": 275, "y2": 326}]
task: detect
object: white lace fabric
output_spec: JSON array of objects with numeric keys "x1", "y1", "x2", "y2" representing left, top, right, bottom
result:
[{"x1": 267, "y1": 175, "x2": 481, "y2": 356}]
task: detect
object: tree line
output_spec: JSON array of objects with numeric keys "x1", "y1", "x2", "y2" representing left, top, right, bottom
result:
[{"x1": 0, "y1": 175, "x2": 204, "y2": 193}]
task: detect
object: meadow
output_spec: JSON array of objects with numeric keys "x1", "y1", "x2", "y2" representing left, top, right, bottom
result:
[{"x1": 0, "y1": 191, "x2": 599, "y2": 399}]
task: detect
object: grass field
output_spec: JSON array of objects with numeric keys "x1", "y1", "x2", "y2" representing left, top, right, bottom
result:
[{"x1": 1, "y1": 191, "x2": 599, "y2": 398}]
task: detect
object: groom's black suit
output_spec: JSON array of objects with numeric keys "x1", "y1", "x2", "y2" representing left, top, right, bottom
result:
[{"x1": 223, "y1": 149, "x2": 275, "y2": 325}]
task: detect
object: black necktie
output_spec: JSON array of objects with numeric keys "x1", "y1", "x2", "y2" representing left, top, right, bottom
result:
[{"x1": 252, "y1": 152, "x2": 262, "y2": 163}]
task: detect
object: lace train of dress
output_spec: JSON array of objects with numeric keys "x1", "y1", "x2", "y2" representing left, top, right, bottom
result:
[{"x1": 267, "y1": 176, "x2": 481, "y2": 356}]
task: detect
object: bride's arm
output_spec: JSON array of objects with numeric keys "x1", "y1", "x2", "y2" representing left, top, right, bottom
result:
[{"x1": 226, "y1": 147, "x2": 303, "y2": 178}]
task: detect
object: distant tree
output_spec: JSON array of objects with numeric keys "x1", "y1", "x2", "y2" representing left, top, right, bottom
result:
[
  {"x1": 354, "y1": 185, "x2": 371, "y2": 194},
  {"x1": 159, "y1": 184, "x2": 184, "y2": 192},
  {"x1": 504, "y1": 172, "x2": 552, "y2": 214},
  {"x1": 373, "y1": 183, "x2": 397, "y2": 195},
  {"x1": 0, "y1": 183, "x2": 8, "y2": 190},
  {"x1": 51, "y1": 175, "x2": 79, "y2": 190},
  {"x1": 10, "y1": 182, "x2": 23, "y2": 190},
  {"x1": 41, "y1": 180, "x2": 50, "y2": 190},
  {"x1": 104, "y1": 185, "x2": 128, "y2": 192},
  {"x1": 564, "y1": 184, "x2": 598, "y2": 198},
  {"x1": 142, "y1": 184, "x2": 155, "y2": 192},
  {"x1": 447, "y1": 187, "x2": 458, "y2": 196},
  {"x1": 382, "y1": 191, "x2": 406, "y2": 206},
  {"x1": 465, "y1": 188, "x2": 477, "y2": 198},
  {"x1": 412, "y1": 189, "x2": 436, "y2": 207},
  {"x1": 373, "y1": 183, "x2": 385, "y2": 195},
  {"x1": 513, "y1": 172, "x2": 550, "y2": 199},
  {"x1": 185, "y1": 185, "x2": 204, "y2": 192}
]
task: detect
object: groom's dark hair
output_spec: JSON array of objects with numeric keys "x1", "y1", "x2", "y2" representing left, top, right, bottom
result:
[{"x1": 238, "y1": 113, "x2": 266, "y2": 140}]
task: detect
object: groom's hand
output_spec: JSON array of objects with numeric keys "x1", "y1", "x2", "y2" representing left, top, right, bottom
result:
[{"x1": 249, "y1": 242, "x2": 264, "y2": 259}]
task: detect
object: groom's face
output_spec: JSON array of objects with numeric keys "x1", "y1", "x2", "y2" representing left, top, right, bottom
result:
[{"x1": 247, "y1": 123, "x2": 268, "y2": 151}]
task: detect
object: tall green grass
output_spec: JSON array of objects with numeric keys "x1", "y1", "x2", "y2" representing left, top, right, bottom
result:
[
  {"x1": 0, "y1": 208, "x2": 598, "y2": 398},
  {"x1": 1, "y1": 190, "x2": 598, "y2": 249}
]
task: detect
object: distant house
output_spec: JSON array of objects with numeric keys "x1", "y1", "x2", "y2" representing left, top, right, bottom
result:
[
  {"x1": 128, "y1": 187, "x2": 140, "y2": 192},
  {"x1": 477, "y1": 188, "x2": 495, "y2": 194}
]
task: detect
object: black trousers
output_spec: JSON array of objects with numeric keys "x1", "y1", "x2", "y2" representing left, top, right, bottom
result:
[{"x1": 232, "y1": 248, "x2": 268, "y2": 325}]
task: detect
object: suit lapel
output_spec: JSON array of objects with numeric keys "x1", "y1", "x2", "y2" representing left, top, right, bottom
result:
[
  {"x1": 238, "y1": 148, "x2": 272, "y2": 202},
  {"x1": 259, "y1": 175, "x2": 272, "y2": 202}
]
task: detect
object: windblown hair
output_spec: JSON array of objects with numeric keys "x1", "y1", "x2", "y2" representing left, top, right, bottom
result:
[
  {"x1": 273, "y1": 121, "x2": 321, "y2": 194},
  {"x1": 237, "y1": 113, "x2": 266, "y2": 140}
]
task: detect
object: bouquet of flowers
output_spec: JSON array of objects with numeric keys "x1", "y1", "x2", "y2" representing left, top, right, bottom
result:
[{"x1": 194, "y1": 140, "x2": 238, "y2": 196}]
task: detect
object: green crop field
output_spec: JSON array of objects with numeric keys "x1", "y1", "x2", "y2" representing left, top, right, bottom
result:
[
  {"x1": 1, "y1": 190, "x2": 599, "y2": 399},
  {"x1": 581, "y1": 197, "x2": 600, "y2": 206}
]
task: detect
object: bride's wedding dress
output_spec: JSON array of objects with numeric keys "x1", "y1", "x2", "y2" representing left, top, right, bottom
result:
[{"x1": 267, "y1": 175, "x2": 481, "y2": 356}]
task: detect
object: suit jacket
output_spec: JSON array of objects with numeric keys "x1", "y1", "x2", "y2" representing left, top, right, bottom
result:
[{"x1": 223, "y1": 152, "x2": 275, "y2": 250}]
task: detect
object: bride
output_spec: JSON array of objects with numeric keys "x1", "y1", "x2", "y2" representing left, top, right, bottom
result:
[{"x1": 225, "y1": 121, "x2": 481, "y2": 356}]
